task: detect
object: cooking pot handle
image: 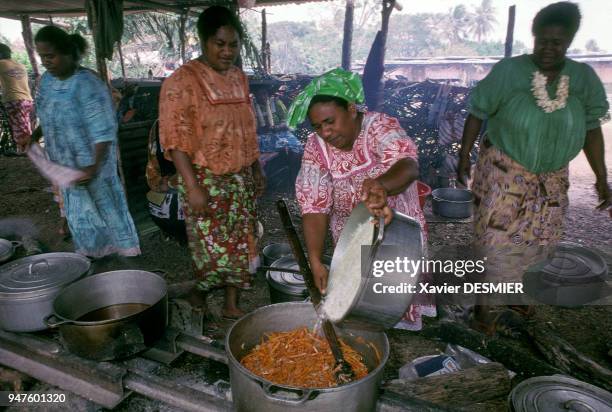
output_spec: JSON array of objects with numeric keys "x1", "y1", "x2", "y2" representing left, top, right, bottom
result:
[
  {"x1": 43, "y1": 314, "x2": 70, "y2": 328},
  {"x1": 373, "y1": 215, "x2": 385, "y2": 247},
  {"x1": 260, "y1": 382, "x2": 317, "y2": 405},
  {"x1": 28, "y1": 259, "x2": 49, "y2": 276},
  {"x1": 150, "y1": 269, "x2": 169, "y2": 276}
]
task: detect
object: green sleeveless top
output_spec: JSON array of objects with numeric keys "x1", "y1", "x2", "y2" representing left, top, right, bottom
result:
[{"x1": 468, "y1": 54, "x2": 609, "y2": 174}]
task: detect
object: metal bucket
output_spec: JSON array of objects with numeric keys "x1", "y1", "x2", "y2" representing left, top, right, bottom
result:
[
  {"x1": 431, "y1": 187, "x2": 473, "y2": 218},
  {"x1": 226, "y1": 302, "x2": 389, "y2": 412},
  {"x1": 323, "y1": 203, "x2": 424, "y2": 330}
]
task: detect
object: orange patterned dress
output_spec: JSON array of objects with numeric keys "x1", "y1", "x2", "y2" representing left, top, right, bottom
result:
[{"x1": 159, "y1": 60, "x2": 260, "y2": 291}]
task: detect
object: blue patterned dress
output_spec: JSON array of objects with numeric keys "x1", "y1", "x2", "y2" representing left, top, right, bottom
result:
[{"x1": 36, "y1": 68, "x2": 140, "y2": 257}]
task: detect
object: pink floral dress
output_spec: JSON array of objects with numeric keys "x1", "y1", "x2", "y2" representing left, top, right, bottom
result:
[{"x1": 296, "y1": 112, "x2": 435, "y2": 330}]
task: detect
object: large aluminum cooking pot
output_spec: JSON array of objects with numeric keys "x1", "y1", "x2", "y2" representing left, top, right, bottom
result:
[
  {"x1": 431, "y1": 187, "x2": 473, "y2": 218},
  {"x1": 322, "y1": 203, "x2": 424, "y2": 330},
  {"x1": 0, "y1": 253, "x2": 90, "y2": 332},
  {"x1": 45, "y1": 270, "x2": 167, "y2": 361},
  {"x1": 227, "y1": 302, "x2": 389, "y2": 412}
]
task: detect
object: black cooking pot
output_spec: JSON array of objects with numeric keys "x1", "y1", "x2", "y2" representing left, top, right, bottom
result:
[{"x1": 45, "y1": 270, "x2": 168, "y2": 361}]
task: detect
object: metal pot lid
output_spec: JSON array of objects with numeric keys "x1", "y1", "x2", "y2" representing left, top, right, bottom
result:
[
  {"x1": 510, "y1": 375, "x2": 612, "y2": 412},
  {"x1": 266, "y1": 256, "x2": 307, "y2": 295},
  {"x1": 0, "y1": 239, "x2": 14, "y2": 262},
  {"x1": 540, "y1": 242, "x2": 607, "y2": 285},
  {"x1": 0, "y1": 253, "x2": 90, "y2": 299}
]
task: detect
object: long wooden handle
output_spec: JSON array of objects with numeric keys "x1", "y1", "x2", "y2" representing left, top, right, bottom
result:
[
  {"x1": 276, "y1": 199, "x2": 322, "y2": 305},
  {"x1": 275, "y1": 199, "x2": 355, "y2": 382}
]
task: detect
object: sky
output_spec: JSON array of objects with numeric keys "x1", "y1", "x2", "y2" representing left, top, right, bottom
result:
[{"x1": 1, "y1": 0, "x2": 611, "y2": 52}]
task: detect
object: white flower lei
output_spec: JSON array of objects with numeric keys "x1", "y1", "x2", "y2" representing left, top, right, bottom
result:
[{"x1": 531, "y1": 71, "x2": 570, "y2": 113}]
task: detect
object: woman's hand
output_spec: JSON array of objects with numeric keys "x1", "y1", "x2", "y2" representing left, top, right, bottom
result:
[
  {"x1": 78, "y1": 164, "x2": 97, "y2": 184},
  {"x1": 310, "y1": 259, "x2": 329, "y2": 294},
  {"x1": 457, "y1": 152, "x2": 471, "y2": 187},
  {"x1": 187, "y1": 185, "x2": 208, "y2": 215},
  {"x1": 361, "y1": 178, "x2": 393, "y2": 225},
  {"x1": 14, "y1": 136, "x2": 32, "y2": 153},
  {"x1": 252, "y1": 161, "x2": 266, "y2": 197}
]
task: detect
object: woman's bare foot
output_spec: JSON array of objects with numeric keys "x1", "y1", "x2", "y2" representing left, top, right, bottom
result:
[
  {"x1": 223, "y1": 286, "x2": 245, "y2": 319},
  {"x1": 221, "y1": 307, "x2": 245, "y2": 320}
]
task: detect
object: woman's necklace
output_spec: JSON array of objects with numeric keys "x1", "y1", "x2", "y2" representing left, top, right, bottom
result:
[{"x1": 531, "y1": 70, "x2": 570, "y2": 113}]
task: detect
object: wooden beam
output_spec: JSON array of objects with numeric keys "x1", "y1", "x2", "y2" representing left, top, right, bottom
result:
[
  {"x1": 261, "y1": 8, "x2": 268, "y2": 73},
  {"x1": 504, "y1": 5, "x2": 516, "y2": 58},
  {"x1": 117, "y1": 40, "x2": 127, "y2": 79},
  {"x1": 19, "y1": 15, "x2": 39, "y2": 80},
  {"x1": 179, "y1": 8, "x2": 189, "y2": 64},
  {"x1": 86, "y1": 0, "x2": 109, "y2": 84},
  {"x1": 418, "y1": 321, "x2": 564, "y2": 378},
  {"x1": 341, "y1": 0, "x2": 354, "y2": 70},
  {"x1": 526, "y1": 323, "x2": 612, "y2": 392},
  {"x1": 384, "y1": 363, "x2": 511, "y2": 407}
]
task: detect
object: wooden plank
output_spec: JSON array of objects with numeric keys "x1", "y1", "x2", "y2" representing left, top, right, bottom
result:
[
  {"x1": 504, "y1": 5, "x2": 516, "y2": 58},
  {"x1": 341, "y1": 0, "x2": 354, "y2": 70},
  {"x1": 384, "y1": 363, "x2": 511, "y2": 407}
]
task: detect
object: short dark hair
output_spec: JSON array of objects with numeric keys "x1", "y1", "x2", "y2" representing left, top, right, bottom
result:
[
  {"x1": 34, "y1": 26, "x2": 88, "y2": 60},
  {"x1": 308, "y1": 95, "x2": 349, "y2": 113},
  {"x1": 197, "y1": 6, "x2": 244, "y2": 42},
  {"x1": 0, "y1": 43, "x2": 11, "y2": 59},
  {"x1": 532, "y1": 2, "x2": 581, "y2": 40}
]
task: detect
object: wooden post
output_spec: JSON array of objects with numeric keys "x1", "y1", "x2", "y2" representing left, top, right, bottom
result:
[
  {"x1": 504, "y1": 5, "x2": 516, "y2": 58},
  {"x1": 86, "y1": 0, "x2": 109, "y2": 84},
  {"x1": 363, "y1": 0, "x2": 395, "y2": 110},
  {"x1": 179, "y1": 8, "x2": 188, "y2": 64},
  {"x1": 20, "y1": 15, "x2": 40, "y2": 81},
  {"x1": 261, "y1": 8, "x2": 268, "y2": 73},
  {"x1": 380, "y1": 0, "x2": 395, "y2": 48},
  {"x1": 117, "y1": 40, "x2": 126, "y2": 79},
  {"x1": 341, "y1": 0, "x2": 354, "y2": 70}
]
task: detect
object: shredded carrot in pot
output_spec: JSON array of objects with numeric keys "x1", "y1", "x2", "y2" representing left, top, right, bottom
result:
[{"x1": 240, "y1": 327, "x2": 370, "y2": 388}]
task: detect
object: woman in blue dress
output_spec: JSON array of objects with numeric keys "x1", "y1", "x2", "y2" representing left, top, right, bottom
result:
[{"x1": 31, "y1": 26, "x2": 140, "y2": 258}]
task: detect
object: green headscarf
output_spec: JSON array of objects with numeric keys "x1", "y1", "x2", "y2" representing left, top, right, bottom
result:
[{"x1": 287, "y1": 68, "x2": 364, "y2": 129}]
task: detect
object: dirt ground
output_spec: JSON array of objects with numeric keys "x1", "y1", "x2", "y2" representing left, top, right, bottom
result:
[{"x1": 0, "y1": 124, "x2": 610, "y2": 411}]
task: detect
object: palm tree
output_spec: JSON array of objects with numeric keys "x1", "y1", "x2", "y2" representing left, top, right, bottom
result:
[
  {"x1": 439, "y1": 5, "x2": 473, "y2": 46},
  {"x1": 471, "y1": 0, "x2": 497, "y2": 42}
]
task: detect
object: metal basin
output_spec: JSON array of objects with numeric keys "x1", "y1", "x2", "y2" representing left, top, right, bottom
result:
[
  {"x1": 226, "y1": 302, "x2": 389, "y2": 412},
  {"x1": 431, "y1": 187, "x2": 473, "y2": 218},
  {"x1": 46, "y1": 270, "x2": 168, "y2": 361},
  {"x1": 323, "y1": 203, "x2": 424, "y2": 330}
]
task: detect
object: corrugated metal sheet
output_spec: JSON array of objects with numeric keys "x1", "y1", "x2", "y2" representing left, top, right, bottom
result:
[{"x1": 117, "y1": 119, "x2": 157, "y2": 235}]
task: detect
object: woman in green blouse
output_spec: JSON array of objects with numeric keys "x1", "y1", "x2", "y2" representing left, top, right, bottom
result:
[{"x1": 457, "y1": 2, "x2": 610, "y2": 330}]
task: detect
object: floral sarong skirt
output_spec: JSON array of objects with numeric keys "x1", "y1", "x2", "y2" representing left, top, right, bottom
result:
[
  {"x1": 471, "y1": 142, "x2": 569, "y2": 281},
  {"x1": 179, "y1": 165, "x2": 257, "y2": 291}
]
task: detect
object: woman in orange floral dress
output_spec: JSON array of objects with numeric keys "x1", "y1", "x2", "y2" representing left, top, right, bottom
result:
[{"x1": 159, "y1": 6, "x2": 264, "y2": 319}]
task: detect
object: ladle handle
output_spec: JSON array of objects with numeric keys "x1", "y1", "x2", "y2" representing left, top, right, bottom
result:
[
  {"x1": 276, "y1": 199, "x2": 355, "y2": 383},
  {"x1": 276, "y1": 199, "x2": 322, "y2": 305}
]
